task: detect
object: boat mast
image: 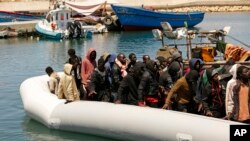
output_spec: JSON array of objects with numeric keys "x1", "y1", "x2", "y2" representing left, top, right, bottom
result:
[
  {"x1": 184, "y1": 21, "x2": 192, "y2": 60},
  {"x1": 102, "y1": 1, "x2": 107, "y2": 16}
]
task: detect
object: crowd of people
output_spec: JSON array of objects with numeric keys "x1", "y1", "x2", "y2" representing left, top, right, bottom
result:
[{"x1": 45, "y1": 48, "x2": 250, "y2": 124}]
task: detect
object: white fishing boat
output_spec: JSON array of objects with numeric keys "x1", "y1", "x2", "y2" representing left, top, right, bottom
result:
[
  {"x1": 20, "y1": 74, "x2": 242, "y2": 141},
  {"x1": 35, "y1": 5, "x2": 107, "y2": 40}
]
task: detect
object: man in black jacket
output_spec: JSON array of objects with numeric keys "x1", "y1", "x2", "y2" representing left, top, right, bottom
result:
[
  {"x1": 89, "y1": 57, "x2": 111, "y2": 102},
  {"x1": 115, "y1": 62, "x2": 145, "y2": 105},
  {"x1": 138, "y1": 60, "x2": 159, "y2": 108}
]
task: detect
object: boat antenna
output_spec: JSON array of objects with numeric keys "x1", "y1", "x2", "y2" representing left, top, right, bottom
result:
[{"x1": 184, "y1": 21, "x2": 192, "y2": 60}]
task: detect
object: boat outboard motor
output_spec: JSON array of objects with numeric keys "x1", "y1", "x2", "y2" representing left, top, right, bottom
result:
[
  {"x1": 66, "y1": 22, "x2": 75, "y2": 38},
  {"x1": 74, "y1": 21, "x2": 82, "y2": 38}
]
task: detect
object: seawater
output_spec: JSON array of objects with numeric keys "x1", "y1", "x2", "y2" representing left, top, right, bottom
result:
[{"x1": 0, "y1": 12, "x2": 250, "y2": 141}]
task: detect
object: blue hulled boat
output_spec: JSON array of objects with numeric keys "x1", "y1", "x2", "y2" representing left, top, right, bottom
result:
[
  {"x1": 0, "y1": 11, "x2": 43, "y2": 23},
  {"x1": 111, "y1": 4, "x2": 205, "y2": 31}
]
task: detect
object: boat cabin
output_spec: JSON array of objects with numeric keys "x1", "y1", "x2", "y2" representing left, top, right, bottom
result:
[{"x1": 45, "y1": 5, "x2": 72, "y2": 30}]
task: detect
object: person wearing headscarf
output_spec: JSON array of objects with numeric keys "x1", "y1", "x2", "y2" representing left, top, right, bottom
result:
[
  {"x1": 112, "y1": 53, "x2": 128, "y2": 89},
  {"x1": 224, "y1": 64, "x2": 240, "y2": 120},
  {"x1": 58, "y1": 63, "x2": 80, "y2": 103},
  {"x1": 114, "y1": 53, "x2": 128, "y2": 78},
  {"x1": 162, "y1": 70, "x2": 199, "y2": 112},
  {"x1": 104, "y1": 53, "x2": 116, "y2": 85},
  {"x1": 185, "y1": 58, "x2": 204, "y2": 75},
  {"x1": 81, "y1": 48, "x2": 97, "y2": 86}
]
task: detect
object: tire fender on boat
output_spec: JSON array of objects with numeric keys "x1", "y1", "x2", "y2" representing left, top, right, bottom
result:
[{"x1": 103, "y1": 15, "x2": 113, "y2": 26}]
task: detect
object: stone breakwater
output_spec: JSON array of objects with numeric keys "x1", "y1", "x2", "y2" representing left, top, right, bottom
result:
[
  {"x1": 161, "y1": 5, "x2": 250, "y2": 12},
  {"x1": 146, "y1": 1, "x2": 250, "y2": 12},
  {"x1": 116, "y1": 0, "x2": 250, "y2": 12}
]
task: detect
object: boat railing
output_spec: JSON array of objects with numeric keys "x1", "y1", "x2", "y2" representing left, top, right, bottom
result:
[{"x1": 153, "y1": 22, "x2": 250, "y2": 64}]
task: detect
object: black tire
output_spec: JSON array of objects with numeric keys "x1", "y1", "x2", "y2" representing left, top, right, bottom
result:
[
  {"x1": 67, "y1": 22, "x2": 74, "y2": 38},
  {"x1": 103, "y1": 15, "x2": 113, "y2": 26},
  {"x1": 74, "y1": 21, "x2": 82, "y2": 38}
]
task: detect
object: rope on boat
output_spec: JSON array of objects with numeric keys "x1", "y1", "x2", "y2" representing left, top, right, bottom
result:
[
  {"x1": 216, "y1": 30, "x2": 250, "y2": 48},
  {"x1": 226, "y1": 34, "x2": 250, "y2": 48}
]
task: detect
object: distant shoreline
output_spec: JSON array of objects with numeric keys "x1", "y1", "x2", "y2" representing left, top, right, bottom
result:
[
  {"x1": 153, "y1": 5, "x2": 250, "y2": 13},
  {"x1": 148, "y1": 1, "x2": 250, "y2": 12},
  {"x1": 1, "y1": 1, "x2": 250, "y2": 13},
  {"x1": 114, "y1": 1, "x2": 250, "y2": 12}
]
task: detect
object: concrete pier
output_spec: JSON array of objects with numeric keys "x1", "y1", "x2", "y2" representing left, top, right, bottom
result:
[{"x1": 0, "y1": 20, "x2": 39, "y2": 32}]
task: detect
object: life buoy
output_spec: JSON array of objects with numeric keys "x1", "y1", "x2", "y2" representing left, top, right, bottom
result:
[
  {"x1": 51, "y1": 23, "x2": 56, "y2": 30},
  {"x1": 103, "y1": 15, "x2": 113, "y2": 26}
]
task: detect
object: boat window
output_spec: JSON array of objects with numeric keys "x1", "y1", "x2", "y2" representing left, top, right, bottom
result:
[
  {"x1": 61, "y1": 13, "x2": 64, "y2": 21},
  {"x1": 56, "y1": 13, "x2": 58, "y2": 20},
  {"x1": 46, "y1": 14, "x2": 51, "y2": 22}
]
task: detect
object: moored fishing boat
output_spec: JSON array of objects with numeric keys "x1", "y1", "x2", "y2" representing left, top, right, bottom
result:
[
  {"x1": 111, "y1": 4, "x2": 204, "y2": 31},
  {"x1": 35, "y1": 5, "x2": 88, "y2": 39},
  {"x1": 20, "y1": 74, "x2": 243, "y2": 141},
  {"x1": 64, "y1": 0, "x2": 121, "y2": 31},
  {"x1": 35, "y1": 5, "x2": 106, "y2": 40}
]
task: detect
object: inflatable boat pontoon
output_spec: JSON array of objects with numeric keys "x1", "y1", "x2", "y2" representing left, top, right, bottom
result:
[{"x1": 20, "y1": 74, "x2": 242, "y2": 141}]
